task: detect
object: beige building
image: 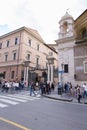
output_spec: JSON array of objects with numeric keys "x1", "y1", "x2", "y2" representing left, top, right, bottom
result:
[{"x1": 0, "y1": 26, "x2": 58, "y2": 83}]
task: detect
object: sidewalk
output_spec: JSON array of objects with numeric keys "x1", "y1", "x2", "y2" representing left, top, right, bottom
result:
[{"x1": 43, "y1": 87, "x2": 87, "y2": 104}]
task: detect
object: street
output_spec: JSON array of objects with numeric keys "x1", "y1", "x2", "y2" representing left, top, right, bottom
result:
[{"x1": 0, "y1": 91, "x2": 87, "y2": 130}]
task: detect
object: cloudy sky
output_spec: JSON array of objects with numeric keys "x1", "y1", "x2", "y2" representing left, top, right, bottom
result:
[{"x1": 0, "y1": 0, "x2": 86, "y2": 43}]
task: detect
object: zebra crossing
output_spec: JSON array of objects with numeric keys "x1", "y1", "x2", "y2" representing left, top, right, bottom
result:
[{"x1": 0, "y1": 91, "x2": 41, "y2": 108}]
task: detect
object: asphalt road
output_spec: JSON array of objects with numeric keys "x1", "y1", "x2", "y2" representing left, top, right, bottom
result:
[{"x1": 0, "y1": 93, "x2": 87, "y2": 130}]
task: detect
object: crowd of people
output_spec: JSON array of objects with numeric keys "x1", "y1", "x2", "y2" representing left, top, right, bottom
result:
[
  {"x1": 29, "y1": 81, "x2": 55, "y2": 96},
  {"x1": 0, "y1": 80, "x2": 25, "y2": 94},
  {"x1": 0, "y1": 79, "x2": 87, "y2": 103},
  {"x1": 0, "y1": 79, "x2": 55, "y2": 96},
  {"x1": 58, "y1": 81, "x2": 87, "y2": 103}
]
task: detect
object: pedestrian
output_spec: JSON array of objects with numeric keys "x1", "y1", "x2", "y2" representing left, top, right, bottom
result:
[
  {"x1": 83, "y1": 83, "x2": 87, "y2": 98},
  {"x1": 69, "y1": 82, "x2": 73, "y2": 96},
  {"x1": 51, "y1": 82, "x2": 54, "y2": 91},
  {"x1": 1, "y1": 80, "x2": 6, "y2": 92},
  {"x1": 39, "y1": 81, "x2": 44, "y2": 95},
  {"x1": 77, "y1": 85, "x2": 82, "y2": 103},
  {"x1": 29, "y1": 82, "x2": 36, "y2": 96}
]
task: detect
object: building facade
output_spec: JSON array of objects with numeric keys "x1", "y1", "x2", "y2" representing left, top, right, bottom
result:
[
  {"x1": 74, "y1": 10, "x2": 87, "y2": 83},
  {"x1": 0, "y1": 27, "x2": 58, "y2": 83},
  {"x1": 55, "y1": 9, "x2": 87, "y2": 86},
  {"x1": 55, "y1": 11, "x2": 75, "y2": 85}
]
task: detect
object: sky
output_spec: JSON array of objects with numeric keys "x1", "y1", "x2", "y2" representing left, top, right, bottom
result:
[{"x1": 0, "y1": 0, "x2": 87, "y2": 44}]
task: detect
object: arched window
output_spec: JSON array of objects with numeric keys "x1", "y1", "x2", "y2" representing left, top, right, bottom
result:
[
  {"x1": 63, "y1": 22, "x2": 68, "y2": 33},
  {"x1": 82, "y1": 28, "x2": 86, "y2": 38}
]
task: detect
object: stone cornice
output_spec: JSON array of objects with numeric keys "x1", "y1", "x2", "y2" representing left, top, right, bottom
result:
[
  {"x1": 74, "y1": 9, "x2": 87, "y2": 27},
  {"x1": 74, "y1": 55, "x2": 87, "y2": 59},
  {"x1": 55, "y1": 36, "x2": 75, "y2": 45},
  {"x1": 0, "y1": 26, "x2": 45, "y2": 44}
]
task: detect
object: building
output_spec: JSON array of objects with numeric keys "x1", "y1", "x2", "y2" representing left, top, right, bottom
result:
[
  {"x1": 55, "y1": 9, "x2": 87, "y2": 86},
  {"x1": 0, "y1": 26, "x2": 58, "y2": 83},
  {"x1": 74, "y1": 9, "x2": 87, "y2": 83},
  {"x1": 55, "y1": 11, "x2": 75, "y2": 84}
]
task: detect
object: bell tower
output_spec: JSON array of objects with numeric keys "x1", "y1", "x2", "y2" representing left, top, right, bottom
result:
[
  {"x1": 58, "y1": 11, "x2": 74, "y2": 39},
  {"x1": 55, "y1": 11, "x2": 75, "y2": 84}
]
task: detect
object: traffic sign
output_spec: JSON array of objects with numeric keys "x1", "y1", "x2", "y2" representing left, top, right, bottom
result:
[{"x1": 58, "y1": 70, "x2": 64, "y2": 73}]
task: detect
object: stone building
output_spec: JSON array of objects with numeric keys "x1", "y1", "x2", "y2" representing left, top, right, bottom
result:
[
  {"x1": 0, "y1": 26, "x2": 58, "y2": 83},
  {"x1": 74, "y1": 9, "x2": 87, "y2": 83},
  {"x1": 55, "y1": 9, "x2": 87, "y2": 86},
  {"x1": 55, "y1": 11, "x2": 75, "y2": 85}
]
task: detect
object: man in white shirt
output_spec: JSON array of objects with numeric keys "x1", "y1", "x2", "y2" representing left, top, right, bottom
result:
[{"x1": 83, "y1": 83, "x2": 87, "y2": 98}]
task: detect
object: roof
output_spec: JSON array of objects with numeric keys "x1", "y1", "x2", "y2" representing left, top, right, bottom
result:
[
  {"x1": 74, "y1": 9, "x2": 87, "y2": 22},
  {"x1": 59, "y1": 12, "x2": 73, "y2": 23},
  {"x1": 0, "y1": 26, "x2": 45, "y2": 43},
  {"x1": 26, "y1": 27, "x2": 45, "y2": 43}
]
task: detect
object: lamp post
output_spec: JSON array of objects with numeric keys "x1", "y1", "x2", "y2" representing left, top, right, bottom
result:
[{"x1": 23, "y1": 60, "x2": 30, "y2": 85}]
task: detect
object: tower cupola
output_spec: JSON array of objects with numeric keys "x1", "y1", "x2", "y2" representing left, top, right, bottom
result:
[{"x1": 58, "y1": 11, "x2": 74, "y2": 39}]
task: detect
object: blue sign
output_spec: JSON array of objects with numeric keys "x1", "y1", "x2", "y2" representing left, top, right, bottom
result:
[{"x1": 58, "y1": 70, "x2": 64, "y2": 73}]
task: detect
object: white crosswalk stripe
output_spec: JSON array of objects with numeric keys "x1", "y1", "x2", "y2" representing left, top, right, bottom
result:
[
  {"x1": 0, "y1": 99, "x2": 19, "y2": 105},
  {"x1": 0, "y1": 91, "x2": 41, "y2": 108},
  {"x1": 0, "y1": 103, "x2": 8, "y2": 108}
]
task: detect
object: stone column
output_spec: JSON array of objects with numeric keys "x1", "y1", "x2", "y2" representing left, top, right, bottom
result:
[
  {"x1": 24, "y1": 67, "x2": 26, "y2": 81},
  {"x1": 47, "y1": 64, "x2": 50, "y2": 82},
  {"x1": 50, "y1": 64, "x2": 53, "y2": 83},
  {"x1": 59, "y1": 73, "x2": 61, "y2": 82},
  {"x1": 26, "y1": 66, "x2": 29, "y2": 82}
]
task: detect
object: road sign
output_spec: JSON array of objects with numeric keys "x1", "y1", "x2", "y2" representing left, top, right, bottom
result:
[{"x1": 58, "y1": 70, "x2": 64, "y2": 73}]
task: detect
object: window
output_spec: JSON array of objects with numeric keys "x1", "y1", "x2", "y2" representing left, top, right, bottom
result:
[
  {"x1": 37, "y1": 44, "x2": 39, "y2": 51},
  {"x1": 27, "y1": 54, "x2": 30, "y2": 61},
  {"x1": 49, "y1": 52, "x2": 53, "y2": 56},
  {"x1": 84, "y1": 62, "x2": 87, "y2": 73},
  {"x1": 63, "y1": 22, "x2": 68, "y2": 33},
  {"x1": 28, "y1": 39, "x2": 31, "y2": 46},
  {"x1": 82, "y1": 28, "x2": 86, "y2": 38},
  {"x1": 3, "y1": 71, "x2": 6, "y2": 79},
  {"x1": 5, "y1": 54, "x2": 8, "y2": 62},
  {"x1": 11, "y1": 71, "x2": 15, "y2": 79},
  {"x1": 0, "y1": 43, "x2": 2, "y2": 49},
  {"x1": 46, "y1": 62, "x2": 48, "y2": 68},
  {"x1": 15, "y1": 37, "x2": 18, "y2": 45},
  {"x1": 36, "y1": 57, "x2": 39, "y2": 67},
  {"x1": 7, "y1": 40, "x2": 9, "y2": 47},
  {"x1": 13, "y1": 53, "x2": 16, "y2": 60},
  {"x1": 64, "y1": 64, "x2": 68, "y2": 73}
]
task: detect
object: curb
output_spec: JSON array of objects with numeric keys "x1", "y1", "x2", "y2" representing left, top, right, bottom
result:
[
  {"x1": 84, "y1": 101, "x2": 87, "y2": 104},
  {"x1": 43, "y1": 94, "x2": 73, "y2": 102}
]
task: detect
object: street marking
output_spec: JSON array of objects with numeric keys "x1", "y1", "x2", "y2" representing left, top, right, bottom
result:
[
  {"x1": 0, "y1": 117, "x2": 31, "y2": 130},
  {"x1": 0, "y1": 98, "x2": 19, "y2": 105},
  {"x1": 7, "y1": 95, "x2": 34, "y2": 101},
  {"x1": 0, "y1": 103, "x2": 8, "y2": 108},
  {"x1": 9, "y1": 94, "x2": 40, "y2": 100},
  {"x1": 0, "y1": 96, "x2": 27, "y2": 102},
  {"x1": 0, "y1": 92, "x2": 41, "y2": 108},
  {"x1": 19, "y1": 95, "x2": 40, "y2": 100}
]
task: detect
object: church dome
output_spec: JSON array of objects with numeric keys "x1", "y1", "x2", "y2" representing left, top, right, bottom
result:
[{"x1": 59, "y1": 12, "x2": 73, "y2": 23}]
